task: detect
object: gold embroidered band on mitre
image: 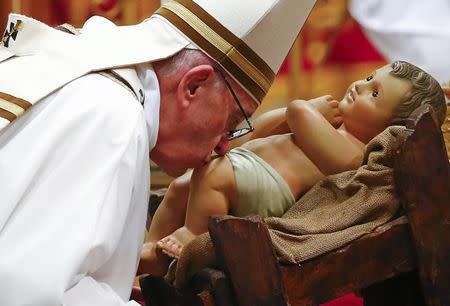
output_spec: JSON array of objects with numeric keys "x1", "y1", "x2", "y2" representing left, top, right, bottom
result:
[{"x1": 155, "y1": 0, "x2": 275, "y2": 104}]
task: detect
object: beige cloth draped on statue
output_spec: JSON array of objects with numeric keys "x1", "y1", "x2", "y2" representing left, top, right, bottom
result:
[{"x1": 167, "y1": 125, "x2": 405, "y2": 287}]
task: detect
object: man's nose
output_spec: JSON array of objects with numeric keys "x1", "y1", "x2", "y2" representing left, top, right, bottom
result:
[{"x1": 214, "y1": 136, "x2": 231, "y2": 155}]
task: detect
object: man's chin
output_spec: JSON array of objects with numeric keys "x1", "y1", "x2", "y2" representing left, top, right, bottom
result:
[
  {"x1": 153, "y1": 157, "x2": 203, "y2": 177},
  {"x1": 161, "y1": 166, "x2": 187, "y2": 178},
  {"x1": 151, "y1": 155, "x2": 188, "y2": 177},
  {"x1": 159, "y1": 166, "x2": 188, "y2": 177}
]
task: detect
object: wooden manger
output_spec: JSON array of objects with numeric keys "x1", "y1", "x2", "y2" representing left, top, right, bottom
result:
[{"x1": 140, "y1": 105, "x2": 450, "y2": 306}]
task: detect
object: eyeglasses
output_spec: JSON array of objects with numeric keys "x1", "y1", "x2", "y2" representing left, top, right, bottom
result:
[{"x1": 214, "y1": 68, "x2": 254, "y2": 141}]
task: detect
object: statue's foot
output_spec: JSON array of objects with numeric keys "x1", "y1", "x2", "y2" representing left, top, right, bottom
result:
[{"x1": 157, "y1": 226, "x2": 196, "y2": 259}]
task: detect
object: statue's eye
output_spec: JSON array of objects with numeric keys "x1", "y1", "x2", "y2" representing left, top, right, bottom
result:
[
  {"x1": 372, "y1": 90, "x2": 379, "y2": 98},
  {"x1": 366, "y1": 75, "x2": 373, "y2": 81}
]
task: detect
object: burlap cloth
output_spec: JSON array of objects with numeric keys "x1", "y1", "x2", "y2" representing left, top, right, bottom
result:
[{"x1": 166, "y1": 125, "x2": 405, "y2": 287}]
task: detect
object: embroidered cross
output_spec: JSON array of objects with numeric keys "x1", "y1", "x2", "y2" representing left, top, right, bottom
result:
[{"x1": 1, "y1": 20, "x2": 23, "y2": 48}]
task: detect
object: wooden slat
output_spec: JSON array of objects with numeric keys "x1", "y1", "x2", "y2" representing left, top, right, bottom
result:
[
  {"x1": 209, "y1": 215, "x2": 288, "y2": 306},
  {"x1": 394, "y1": 105, "x2": 450, "y2": 306},
  {"x1": 281, "y1": 217, "x2": 416, "y2": 305}
]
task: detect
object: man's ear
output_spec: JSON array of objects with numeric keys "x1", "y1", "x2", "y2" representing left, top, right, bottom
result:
[{"x1": 177, "y1": 65, "x2": 215, "y2": 108}]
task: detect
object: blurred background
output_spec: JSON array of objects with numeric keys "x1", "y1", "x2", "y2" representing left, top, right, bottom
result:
[{"x1": 3, "y1": 0, "x2": 447, "y2": 188}]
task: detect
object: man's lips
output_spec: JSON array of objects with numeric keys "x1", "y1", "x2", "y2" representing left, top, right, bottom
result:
[{"x1": 214, "y1": 138, "x2": 230, "y2": 155}]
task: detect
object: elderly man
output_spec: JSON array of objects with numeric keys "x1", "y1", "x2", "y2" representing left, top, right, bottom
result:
[{"x1": 0, "y1": 0, "x2": 316, "y2": 305}]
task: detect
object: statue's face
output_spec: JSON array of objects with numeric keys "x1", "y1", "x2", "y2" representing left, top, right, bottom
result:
[{"x1": 339, "y1": 64, "x2": 412, "y2": 140}]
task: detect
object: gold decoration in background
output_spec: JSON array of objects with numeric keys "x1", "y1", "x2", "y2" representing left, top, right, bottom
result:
[
  {"x1": 91, "y1": 0, "x2": 121, "y2": 21},
  {"x1": 256, "y1": 0, "x2": 385, "y2": 118},
  {"x1": 287, "y1": 37, "x2": 303, "y2": 102},
  {"x1": 0, "y1": 0, "x2": 162, "y2": 28},
  {"x1": 307, "y1": 0, "x2": 348, "y2": 31},
  {"x1": 442, "y1": 106, "x2": 450, "y2": 157},
  {"x1": 64, "y1": 0, "x2": 160, "y2": 27},
  {"x1": 119, "y1": 0, "x2": 159, "y2": 25},
  {"x1": 11, "y1": 0, "x2": 21, "y2": 13},
  {"x1": 68, "y1": 0, "x2": 91, "y2": 27}
]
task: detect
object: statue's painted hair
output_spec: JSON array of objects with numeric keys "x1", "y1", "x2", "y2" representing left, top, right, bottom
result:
[{"x1": 390, "y1": 61, "x2": 447, "y2": 126}]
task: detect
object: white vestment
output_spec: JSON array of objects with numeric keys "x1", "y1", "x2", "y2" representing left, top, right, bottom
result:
[
  {"x1": 0, "y1": 14, "x2": 186, "y2": 306},
  {"x1": 349, "y1": 0, "x2": 450, "y2": 84}
]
